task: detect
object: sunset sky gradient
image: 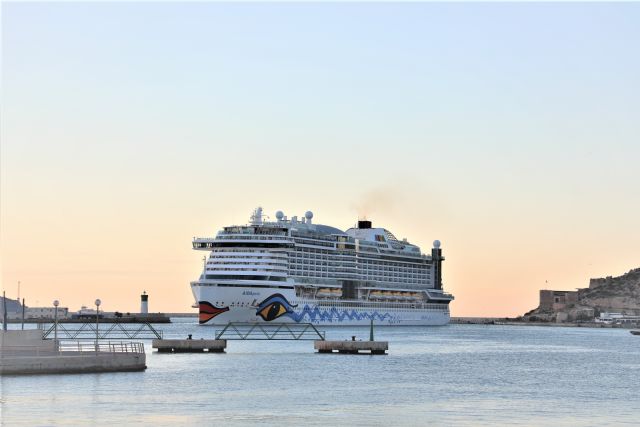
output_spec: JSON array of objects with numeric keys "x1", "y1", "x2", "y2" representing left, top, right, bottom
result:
[{"x1": 2, "y1": 2, "x2": 639, "y2": 316}]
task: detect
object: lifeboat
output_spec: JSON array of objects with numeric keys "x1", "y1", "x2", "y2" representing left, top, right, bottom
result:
[
  {"x1": 398, "y1": 292, "x2": 410, "y2": 301},
  {"x1": 316, "y1": 288, "x2": 332, "y2": 298},
  {"x1": 407, "y1": 293, "x2": 419, "y2": 301},
  {"x1": 381, "y1": 291, "x2": 393, "y2": 300}
]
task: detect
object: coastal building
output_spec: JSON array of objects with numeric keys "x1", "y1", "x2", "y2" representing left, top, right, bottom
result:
[
  {"x1": 0, "y1": 297, "x2": 23, "y2": 320},
  {"x1": 596, "y1": 312, "x2": 640, "y2": 325},
  {"x1": 539, "y1": 290, "x2": 578, "y2": 311},
  {"x1": 25, "y1": 306, "x2": 70, "y2": 320},
  {"x1": 71, "y1": 306, "x2": 102, "y2": 319}
]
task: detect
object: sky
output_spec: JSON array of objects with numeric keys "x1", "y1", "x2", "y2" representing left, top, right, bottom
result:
[{"x1": 1, "y1": 2, "x2": 639, "y2": 316}]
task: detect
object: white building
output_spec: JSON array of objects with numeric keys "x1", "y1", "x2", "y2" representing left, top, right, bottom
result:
[
  {"x1": 596, "y1": 312, "x2": 640, "y2": 325},
  {"x1": 26, "y1": 306, "x2": 69, "y2": 320}
]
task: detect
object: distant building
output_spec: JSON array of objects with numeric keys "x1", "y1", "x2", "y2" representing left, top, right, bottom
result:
[
  {"x1": 596, "y1": 312, "x2": 640, "y2": 325},
  {"x1": 25, "y1": 307, "x2": 69, "y2": 320},
  {"x1": 1, "y1": 296, "x2": 24, "y2": 320},
  {"x1": 539, "y1": 290, "x2": 579, "y2": 311},
  {"x1": 71, "y1": 306, "x2": 101, "y2": 319},
  {"x1": 2, "y1": 297, "x2": 71, "y2": 321}
]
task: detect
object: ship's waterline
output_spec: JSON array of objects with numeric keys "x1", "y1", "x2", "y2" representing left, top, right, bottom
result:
[{"x1": 190, "y1": 207, "x2": 453, "y2": 326}]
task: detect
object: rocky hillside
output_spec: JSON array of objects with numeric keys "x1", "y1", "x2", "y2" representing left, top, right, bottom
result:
[
  {"x1": 524, "y1": 268, "x2": 640, "y2": 322},
  {"x1": 579, "y1": 268, "x2": 640, "y2": 313}
]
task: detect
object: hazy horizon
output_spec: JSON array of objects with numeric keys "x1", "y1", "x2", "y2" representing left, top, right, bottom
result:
[{"x1": 2, "y1": 2, "x2": 639, "y2": 316}]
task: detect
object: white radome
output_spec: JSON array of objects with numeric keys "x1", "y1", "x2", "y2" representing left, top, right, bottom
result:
[
  {"x1": 433, "y1": 240, "x2": 441, "y2": 248},
  {"x1": 305, "y1": 211, "x2": 313, "y2": 220},
  {"x1": 275, "y1": 211, "x2": 284, "y2": 220}
]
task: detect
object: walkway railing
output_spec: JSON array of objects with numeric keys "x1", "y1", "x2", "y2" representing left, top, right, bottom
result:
[
  {"x1": 215, "y1": 322, "x2": 325, "y2": 340},
  {"x1": 40, "y1": 321, "x2": 162, "y2": 340},
  {"x1": 1, "y1": 341, "x2": 145, "y2": 356},
  {"x1": 58, "y1": 341, "x2": 145, "y2": 354}
]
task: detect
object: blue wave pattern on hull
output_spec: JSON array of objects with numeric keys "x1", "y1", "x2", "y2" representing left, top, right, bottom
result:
[{"x1": 286, "y1": 305, "x2": 393, "y2": 323}]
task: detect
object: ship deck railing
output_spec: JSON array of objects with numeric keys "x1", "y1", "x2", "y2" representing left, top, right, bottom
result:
[{"x1": 293, "y1": 299, "x2": 450, "y2": 310}]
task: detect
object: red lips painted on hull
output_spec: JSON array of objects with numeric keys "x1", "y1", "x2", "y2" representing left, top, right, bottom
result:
[{"x1": 199, "y1": 301, "x2": 230, "y2": 324}]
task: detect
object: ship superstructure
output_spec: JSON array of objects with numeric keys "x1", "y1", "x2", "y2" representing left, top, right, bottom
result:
[{"x1": 191, "y1": 207, "x2": 453, "y2": 325}]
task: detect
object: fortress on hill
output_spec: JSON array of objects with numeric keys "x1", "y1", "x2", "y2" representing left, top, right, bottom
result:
[{"x1": 524, "y1": 268, "x2": 640, "y2": 323}]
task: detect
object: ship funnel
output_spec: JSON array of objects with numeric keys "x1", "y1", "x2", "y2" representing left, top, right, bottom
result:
[{"x1": 357, "y1": 220, "x2": 372, "y2": 229}]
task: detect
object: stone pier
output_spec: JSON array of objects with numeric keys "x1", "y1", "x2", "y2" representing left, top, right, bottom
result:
[
  {"x1": 0, "y1": 330, "x2": 146, "y2": 375},
  {"x1": 152, "y1": 339, "x2": 227, "y2": 353},
  {"x1": 314, "y1": 340, "x2": 388, "y2": 355}
]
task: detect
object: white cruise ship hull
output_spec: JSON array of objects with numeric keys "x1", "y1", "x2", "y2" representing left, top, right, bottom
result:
[{"x1": 194, "y1": 284, "x2": 450, "y2": 326}]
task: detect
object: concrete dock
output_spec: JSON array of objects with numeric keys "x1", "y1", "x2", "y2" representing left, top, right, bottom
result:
[
  {"x1": 152, "y1": 338, "x2": 227, "y2": 353},
  {"x1": 314, "y1": 340, "x2": 388, "y2": 355},
  {"x1": 0, "y1": 330, "x2": 146, "y2": 375}
]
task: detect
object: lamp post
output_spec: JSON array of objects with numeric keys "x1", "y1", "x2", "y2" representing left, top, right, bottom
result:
[
  {"x1": 95, "y1": 299, "x2": 101, "y2": 352},
  {"x1": 53, "y1": 300, "x2": 59, "y2": 351}
]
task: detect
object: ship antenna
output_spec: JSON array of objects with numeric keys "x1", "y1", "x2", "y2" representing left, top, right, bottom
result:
[{"x1": 250, "y1": 207, "x2": 263, "y2": 225}]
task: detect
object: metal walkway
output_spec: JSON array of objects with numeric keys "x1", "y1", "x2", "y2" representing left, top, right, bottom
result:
[
  {"x1": 215, "y1": 322, "x2": 325, "y2": 341},
  {"x1": 40, "y1": 321, "x2": 163, "y2": 340}
]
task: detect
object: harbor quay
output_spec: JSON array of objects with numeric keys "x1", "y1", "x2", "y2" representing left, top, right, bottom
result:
[
  {"x1": 0, "y1": 330, "x2": 146, "y2": 375},
  {"x1": 0, "y1": 292, "x2": 170, "y2": 324}
]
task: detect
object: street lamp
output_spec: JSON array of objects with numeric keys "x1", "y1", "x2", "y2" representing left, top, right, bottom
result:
[
  {"x1": 95, "y1": 299, "x2": 101, "y2": 352},
  {"x1": 53, "y1": 300, "x2": 59, "y2": 351}
]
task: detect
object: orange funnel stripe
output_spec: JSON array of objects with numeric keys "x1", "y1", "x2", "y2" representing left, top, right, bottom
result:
[{"x1": 199, "y1": 301, "x2": 229, "y2": 324}]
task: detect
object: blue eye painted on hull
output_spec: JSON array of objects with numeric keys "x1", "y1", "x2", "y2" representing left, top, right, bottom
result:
[{"x1": 256, "y1": 293, "x2": 297, "y2": 321}]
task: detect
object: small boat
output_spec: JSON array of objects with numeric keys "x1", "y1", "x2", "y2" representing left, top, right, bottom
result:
[{"x1": 630, "y1": 330, "x2": 640, "y2": 336}]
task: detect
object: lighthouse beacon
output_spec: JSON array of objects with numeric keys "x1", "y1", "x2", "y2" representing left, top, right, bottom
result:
[{"x1": 140, "y1": 291, "x2": 149, "y2": 314}]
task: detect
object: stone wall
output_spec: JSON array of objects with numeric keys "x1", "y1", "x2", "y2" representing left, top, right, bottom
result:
[
  {"x1": 0, "y1": 330, "x2": 55, "y2": 352},
  {"x1": 0, "y1": 353, "x2": 146, "y2": 374}
]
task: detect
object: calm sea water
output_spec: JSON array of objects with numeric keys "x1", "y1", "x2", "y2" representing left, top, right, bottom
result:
[{"x1": 1, "y1": 319, "x2": 639, "y2": 426}]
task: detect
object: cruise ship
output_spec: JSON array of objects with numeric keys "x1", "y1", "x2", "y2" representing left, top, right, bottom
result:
[{"x1": 191, "y1": 208, "x2": 454, "y2": 326}]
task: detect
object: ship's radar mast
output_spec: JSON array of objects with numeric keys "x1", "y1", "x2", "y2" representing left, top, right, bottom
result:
[{"x1": 250, "y1": 207, "x2": 263, "y2": 225}]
